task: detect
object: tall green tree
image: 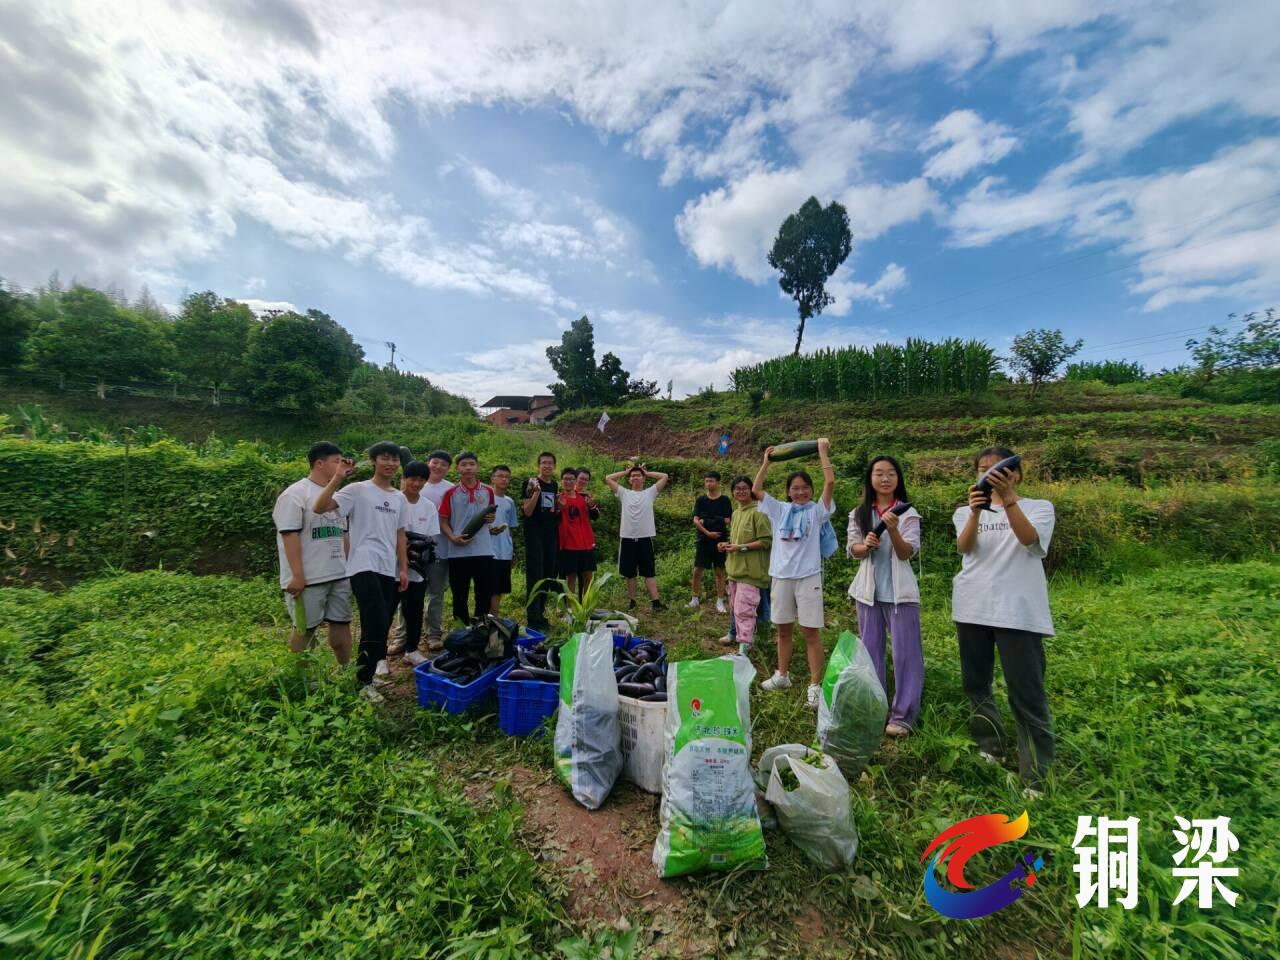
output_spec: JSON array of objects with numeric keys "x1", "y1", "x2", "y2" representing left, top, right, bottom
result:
[
  {"x1": 1007, "y1": 328, "x2": 1084, "y2": 397},
  {"x1": 546, "y1": 315, "x2": 657, "y2": 409},
  {"x1": 1187, "y1": 309, "x2": 1280, "y2": 373},
  {"x1": 28, "y1": 285, "x2": 174, "y2": 397},
  {"x1": 768, "y1": 196, "x2": 852, "y2": 355},
  {"x1": 239, "y1": 308, "x2": 363, "y2": 409},
  {"x1": 173, "y1": 291, "x2": 255, "y2": 405},
  {"x1": 0, "y1": 283, "x2": 35, "y2": 368}
]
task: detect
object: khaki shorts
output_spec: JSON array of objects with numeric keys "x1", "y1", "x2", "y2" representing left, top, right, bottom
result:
[
  {"x1": 284, "y1": 579, "x2": 352, "y2": 631},
  {"x1": 770, "y1": 573, "x2": 824, "y2": 629}
]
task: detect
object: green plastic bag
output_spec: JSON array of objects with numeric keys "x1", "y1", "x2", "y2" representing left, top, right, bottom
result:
[
  {"x1": 816, "y1": 631, "x2": 887, "y2": 781},
  {"x1": 652, "y1": 656, "x2": 766, "y2": 878}
]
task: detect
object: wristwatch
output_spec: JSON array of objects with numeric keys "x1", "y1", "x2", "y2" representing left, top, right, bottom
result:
[{"x1": 739, "y1": 545, "x2": 749, "y2": 553}]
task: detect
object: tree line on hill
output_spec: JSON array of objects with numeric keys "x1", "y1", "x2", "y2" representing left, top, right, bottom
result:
[{"x1": 0, "y1": 276, "x2": 474, "y2": 416}]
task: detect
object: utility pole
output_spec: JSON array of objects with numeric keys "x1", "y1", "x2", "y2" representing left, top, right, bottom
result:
[{"x1": 385, "y1": 341, "x2": 397, "y2": 369}]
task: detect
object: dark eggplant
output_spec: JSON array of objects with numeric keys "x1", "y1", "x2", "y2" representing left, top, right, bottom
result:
[
  {"x1": 654, "y1": 675, "x2": 666, "y2": 693},
  {"x1": 871, "y1": 501, "x2": 912, "y2": 536},
  {"x1": 639, "y1": 692, "x2": 668, "y2": 702},
  {"x1": 973, "y1": 454, "x2": 1022, "y2": 512},
  {"x1": 506, "y1": 668, "x2": 536, "y2": 681},
  {"x1": 618, "y1": 681, "x2": 657, "y2": 697}
]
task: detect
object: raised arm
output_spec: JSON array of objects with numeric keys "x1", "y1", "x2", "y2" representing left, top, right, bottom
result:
[
  {"x1": 752, "y1": 447, "x2": 773, "y2": 501},
  {"x1": 957, "y1": 491, "x2": 984, "y2": 554},
  {"x1": 521, "y1": 477, "x2": 541, "y2": 517},
  {"x1": 605, "y1": 466, "x2": 629, "y2": 494},
  {"x1": 643, "y1": 464, "x2": 670, "y2": 493},
  {"x1": 818, "y1": 437, "x2": 834, "y2": 509},
  {"x1": 312, "y1": 462, "x2": 355, "y2": 513}
]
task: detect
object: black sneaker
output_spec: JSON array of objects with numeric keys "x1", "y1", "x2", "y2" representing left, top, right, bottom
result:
[{"x1": 651, "y1": 599, "x2": 667, "y2": 611}]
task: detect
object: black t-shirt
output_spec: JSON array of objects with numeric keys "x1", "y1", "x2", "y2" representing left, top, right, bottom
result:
[
  {"x1": 523, "y1": 477, "x2": 559, "y2": 537},
  {"x1": 694, "y1": 494, "x2": 733, "y2": 542}
]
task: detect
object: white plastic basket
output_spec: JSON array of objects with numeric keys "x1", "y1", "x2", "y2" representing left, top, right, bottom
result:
[{"x1": 617, "y1": 693, "x2": 666, "y2": 794}]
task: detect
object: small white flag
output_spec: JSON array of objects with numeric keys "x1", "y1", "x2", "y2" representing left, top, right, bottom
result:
[{"x1": 597, "y1": 411, "x2": 610, "y2": 433}]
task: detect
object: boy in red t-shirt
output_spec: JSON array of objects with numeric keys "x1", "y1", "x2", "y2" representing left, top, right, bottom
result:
[{"x1": 558, "y1": 467, "x2": 599, "y2": 598}]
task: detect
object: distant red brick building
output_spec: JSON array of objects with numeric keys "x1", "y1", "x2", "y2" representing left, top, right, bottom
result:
[{"x1": 480, "y1": 395, "x2": 559, "y2": 426}]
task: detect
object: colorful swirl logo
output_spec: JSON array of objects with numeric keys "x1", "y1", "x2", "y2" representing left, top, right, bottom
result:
[{"x1": 919, "y1": 811, "x2": 1046, "y2": 919}]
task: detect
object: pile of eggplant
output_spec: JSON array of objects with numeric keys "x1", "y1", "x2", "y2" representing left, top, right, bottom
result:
[
  {"x1": 506, "y1": 638, "x2": 667, "y2": 701},
  {"x1": 425, "y1": 649, "x2": 505, "y2": 686},
  {"x1": 615, "y1": 640, "x2": 666, "y2": 702},
  {"x1": 508, "y1": 643, "x2": 562, "y2": 682}
]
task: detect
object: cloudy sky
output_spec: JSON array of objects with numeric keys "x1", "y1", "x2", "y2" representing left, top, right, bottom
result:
[{"x1": 3, "y1": 1, "x2": 1279, "y2": 402}]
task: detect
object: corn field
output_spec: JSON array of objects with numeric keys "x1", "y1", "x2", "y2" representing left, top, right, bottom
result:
[{"x1": 730, "y1": 338, "x2": 1000, "y2": 401}]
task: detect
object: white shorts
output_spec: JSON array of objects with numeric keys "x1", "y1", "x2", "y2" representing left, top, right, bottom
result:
[
  {"x1": 770, "y1": 573, "x2": 825, "y2": 629},
  {"x1": 284, "y1": 579, "x2": 352, "y2": 631}
]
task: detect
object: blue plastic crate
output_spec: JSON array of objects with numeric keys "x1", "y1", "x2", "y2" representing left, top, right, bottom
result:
[
  {"x1": 515, "y1": 627, "x2": 546, "y2": 649},
  {"x1": 496, "y1": 661, "x2": 560, "y2": 737},
  {"x1": 414, "y1": 657, "x2": 511, "y2": 714}
]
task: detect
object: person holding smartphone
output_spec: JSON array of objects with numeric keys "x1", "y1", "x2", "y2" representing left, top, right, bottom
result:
[
  {"x1": 313, "y1": 441, "x2": 409, "y2": 703},
  {"x1": 953, "y1": 446, "x2": 1057, "y2": 795},
  {"x1": 522, "y1": 451, "x2": 560, "y2": 630}
]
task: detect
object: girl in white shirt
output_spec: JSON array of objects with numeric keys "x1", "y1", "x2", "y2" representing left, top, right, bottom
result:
[
  {"x1": 952, "y1": 446, "x2": 1056, "y2": 794},
  {"x1": 752, "y1": 438, "x2": 835, "y2": 710},
  {"x1": 846, "y1": 456, "x2": 922, "y2": 737}
]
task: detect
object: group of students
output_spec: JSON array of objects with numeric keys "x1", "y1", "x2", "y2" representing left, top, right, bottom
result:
[{"x1": 274, "y1": 437, "x2": 1057, "y2": 791}]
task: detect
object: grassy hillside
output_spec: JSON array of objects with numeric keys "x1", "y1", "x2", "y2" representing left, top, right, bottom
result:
[{"x1": 2, "y1": 379, "x2": 1277, "y2": 958}]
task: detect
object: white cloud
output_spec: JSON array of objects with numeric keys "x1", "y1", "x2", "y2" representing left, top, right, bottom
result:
[
  {"x1": 825, "y1": 263, "x2": 908, "y2": 315},
  {"x1": 947, "y1": 138, "x2": 1280, "y2": 310},
  {"x1": 676, "y1": 170, "x2": 936, "y2": 284},
  {"x1": 2, "y1": 0, "x2": 1278, "y2": 324},
  {"x1": 922, "y1": 109, "x2": 1018, "y2": 181},
  {"x1": 237, "y1": 298, "x2": 298, "y2": 315},
  {"x1": 421, "y1": 308, "x2": 892, "y2": 404}
]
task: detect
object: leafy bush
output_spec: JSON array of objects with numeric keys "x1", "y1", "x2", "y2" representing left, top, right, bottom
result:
[
  {"x1": 1038, "y1": 430, "x2": 1106, "y2": 480},
  {"x1": 0, "y1": 572, "x2": 559, "y2": 956}
]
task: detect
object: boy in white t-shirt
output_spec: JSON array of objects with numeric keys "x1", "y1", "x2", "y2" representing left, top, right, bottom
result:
[
  {"x1": 488, "y1": 464, "x2": 518, "y2": 616},
  {"x1": 605, "y1": 462, "x2": 669, "y2": 612},
  {"x1": 419, "y1": 450, "x2": 454, "y2": 650},
  {"x1": 272, "y1": 441, "x2": 352, "y2": 663},
  {"x1": 313, "y1": 441, "x2": 409, "y2": 703},
  {"x1": 752, "y1": 438, "x2": 835, "y2": 709},
  {"x1": 953, "y1": 446, "x2": 1056, "y2": 795},
  {"x1": 399, "y1": 460, "x2": 441, "y2": 667}
]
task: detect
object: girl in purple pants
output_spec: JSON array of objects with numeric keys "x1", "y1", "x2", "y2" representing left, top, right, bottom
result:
[{"x1": 846, "y1": 456, "x2": 923, "y2": 737}]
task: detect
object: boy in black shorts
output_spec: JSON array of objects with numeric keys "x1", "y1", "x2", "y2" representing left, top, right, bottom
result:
[
  {"x1": 606, "y1": 462, "x2": 669, "y2": 611},
  {"x1": 689, "y1": 469, "x2": 732, "y2": 613}
]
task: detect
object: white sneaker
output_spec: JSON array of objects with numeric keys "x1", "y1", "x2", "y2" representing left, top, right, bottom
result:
[
  {"x1": 371, "y1": 673, "x2": 392, "y2": 688},
  {"x1": 686, "y1": 597, "x2": 701, "y2": 608},
  {"x1": 404, "y1": 650, "x2": 428, "y2": 666},
  {"x1": 715, "y1": 598, "x2": 727, "y2": 614},
  {"x1": 1022, "y1": 786, "x2": 1045, "y2": 801},
  {"x1": 375, "y1": 658, "x2": 390, "y2": 677},
  {"x1": 360, "y1": 684, "x2": 385, "y2": 703},
  {"x1": 978, "y1": 750, "x2": 1000, "y2": 764},
  {"x1": 717, "y1": 633, "x2": 734, "y2": 645},
  {"x1": 761, "y1": 671, "x2": 791, "y2": 691},
  {"x1": 806, "y1": 683, "x2": 821, "y2": 709}
]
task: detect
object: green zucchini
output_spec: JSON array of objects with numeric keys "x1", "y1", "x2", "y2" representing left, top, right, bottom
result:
[{"x1": 767, "y1": 440, "x2": 820, "y2": 462}]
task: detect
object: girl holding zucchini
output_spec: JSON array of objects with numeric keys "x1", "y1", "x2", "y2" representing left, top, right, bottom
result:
[
  {"x1": 846, "y1": 456, "x2": 923, "y2": 737},
  {"x1": 752, "y1": 438, "x2": 835, "y2": 709},
  {"x1": 953, "y1": 446, "x2": 1056, "y2": 795}
]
